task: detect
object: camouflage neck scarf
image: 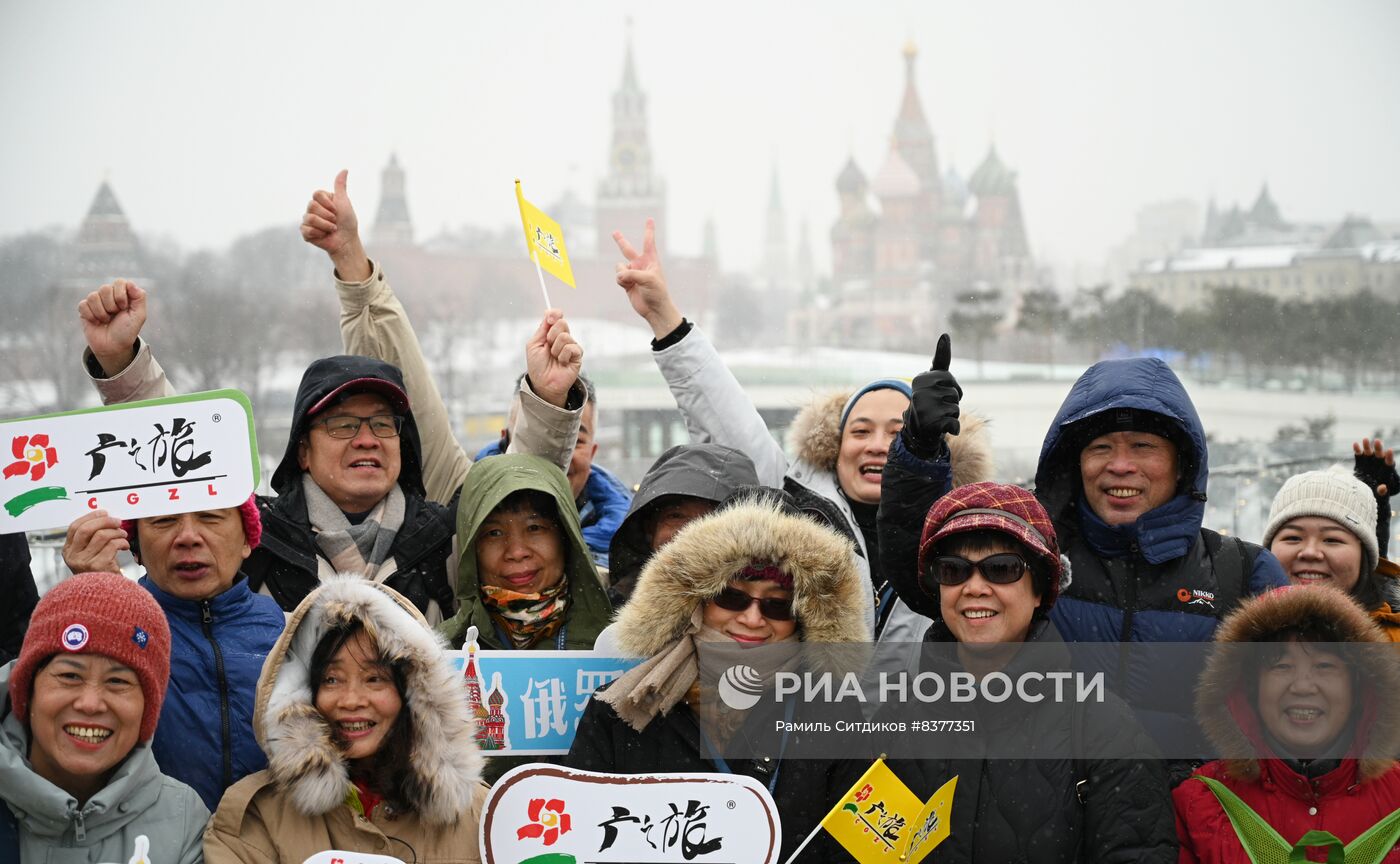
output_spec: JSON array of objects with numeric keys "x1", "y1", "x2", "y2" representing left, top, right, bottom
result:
[{"x1": 481, "y1": 577, "x2": 570, "y2": 649}]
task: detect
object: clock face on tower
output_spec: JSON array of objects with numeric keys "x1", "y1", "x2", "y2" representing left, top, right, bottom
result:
[{"x1": 618, "y1": 147, "x2": 635, "y2": 167}]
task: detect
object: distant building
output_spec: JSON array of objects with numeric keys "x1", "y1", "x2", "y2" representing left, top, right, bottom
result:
[
  {"x1": 65, "y1": 181, "x2": 147, "y2": 289},
  {"x1": 796, "y1": 42, "x2": 1035, "y2": 352},
  {"x1": 1132, "y1": 205, "x2": 1400, "y2": 309},
  {"x1": 1105, "y1": 199, "x2": 1201, "y2": 288},
  {"x1": 371, "y1": 153, "x2": 413, "y2": 247},
  {"x1": 364, "y1": 27, "x2": 714, "y2": 335},
  {"x1": 595, "y1": 24, "x2": 667, "y2": 258}
]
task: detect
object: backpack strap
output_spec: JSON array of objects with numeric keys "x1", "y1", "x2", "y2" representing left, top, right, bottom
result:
[
  {"x1": 1201, "y1": 529, "x2": 1253, "y2": 619},
  {"x1": 1071, "y1": 696, "x2": 1089, "y2": 805}
]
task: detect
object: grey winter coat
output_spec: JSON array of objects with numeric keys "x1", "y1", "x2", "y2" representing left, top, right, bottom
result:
[{"x1": 0, "y1": 661, "x2": 208, "y2": 864}]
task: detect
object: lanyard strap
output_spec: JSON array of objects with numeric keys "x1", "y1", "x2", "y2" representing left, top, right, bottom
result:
[{"x1": 700, "y1": 701, "x2": 795, "y2": 794}]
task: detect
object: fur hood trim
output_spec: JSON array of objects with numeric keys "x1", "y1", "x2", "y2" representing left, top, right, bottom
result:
[
  {"x1": 786, "y1": 391, "x2": 994, "y2": 487},
  {"x1": 613, "y1": 500, "x2": 872, "y2": 657},
  {"x1": 254, "y1": 574, "x2": 482, "y2": 824},
  {"x1": 1197, "y1": 585, "x2": 1400, "y2": 783}
]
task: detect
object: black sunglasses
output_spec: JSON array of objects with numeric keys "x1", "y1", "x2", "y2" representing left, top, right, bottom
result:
[
  {"x1": 926, "y1": 553, "x2": 1030, "y2": 587},
  {"x1": 711, "y1": 586, "x2": 795, "y2": 621}
]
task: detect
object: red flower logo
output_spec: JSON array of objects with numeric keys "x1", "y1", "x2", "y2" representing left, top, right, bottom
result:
[
  {"x1": 4, "y1": 435, "x2": 58, "y2": 482},
  {"x1": 517, "y1": 798, "x2": 572, "y2": 846}
]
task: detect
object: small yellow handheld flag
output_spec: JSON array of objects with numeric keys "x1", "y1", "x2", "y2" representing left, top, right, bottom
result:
[
  {"x1": 902, "y1": 775, "x2": 957, "y2": 864},
  {"x1": 515, "y1": 179, "x2": 575, "y2": 289},
  {"x1": 818, "y1": 758, "x2": 924, "y2": 863}
]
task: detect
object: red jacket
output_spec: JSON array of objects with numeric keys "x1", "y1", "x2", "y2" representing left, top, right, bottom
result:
[
  {"x1": 1173, "y1": 586, "x2": 1400, "y2": 864},
  {"x1": 1173, "y1": 757, "x2": 1400, "y2": 863}
]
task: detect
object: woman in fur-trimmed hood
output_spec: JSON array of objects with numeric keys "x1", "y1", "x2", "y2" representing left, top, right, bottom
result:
[
  {"x1": 566, "y1": 490, "x2": 871, "y2": 862},
  {"x1": 1173, "y1": 585, "x2": 1400, "y2": 864},
  {"x1": 204, "y1": 575, "x2": 486, "y2": 864},
  {"x1": 784, "y1": 386, "x2": 994, "y2": 643}
]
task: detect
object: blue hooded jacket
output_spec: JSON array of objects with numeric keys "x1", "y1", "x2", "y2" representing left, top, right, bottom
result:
[
  {"x1": 141, "y1": 574, "x2": 285, "y2": 811},
  {"x1": 474, "y1": 438, "x2": 632, "y2": 569},
  {"x1": 1035, "y1": 358, "x2": 1286, "y2": 755},
  {"x1": 1036, "y1": 357, "x2": 1285, "y2": 646}
]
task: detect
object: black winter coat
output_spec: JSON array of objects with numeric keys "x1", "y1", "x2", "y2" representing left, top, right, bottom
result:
[
  {"x1": 246, "y1": 354, "x2": 456, "y2": 617},
  {"x1": 0, "y1": 533, "x2": 38, "y2": 666},
  {"x1": 243, "y1": 480, "x2": 456, "y2": 617},
  {"x1": 855, "y1": 621, "x2": 1178, "y2": 864}
]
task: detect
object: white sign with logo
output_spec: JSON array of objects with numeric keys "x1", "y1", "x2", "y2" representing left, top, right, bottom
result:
[
  {"x1": 0, "y1": 390, "x2": 258, "y2": 532},
  {"x1": 481, "y1": 765, "x2": 782, "y2": 864}
]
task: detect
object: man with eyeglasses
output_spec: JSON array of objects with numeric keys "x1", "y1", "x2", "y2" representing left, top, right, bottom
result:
[{"x1": 76, "y1": 275, "x2": 586, "y2": 623}]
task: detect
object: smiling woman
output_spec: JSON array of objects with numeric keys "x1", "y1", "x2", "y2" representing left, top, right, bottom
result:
[
  {"x1": 0, "y1": 572, "x2": 208, "y2": 864},
  {"x1": 565, "y1": 488, "x2": 872, "y2": 863},
  {"x1": 203, "y1": 576, "x2": 487, "y2": 864},
  {"x1": 438, "y1": 454, "x2": 613, "y2": 652},
  {"x1": 1262, "y1": 470, "x2": 1400, "y2": 643},
  {"x1": 1175, "y1": 586, "x2": 1400, "y2": 863}
]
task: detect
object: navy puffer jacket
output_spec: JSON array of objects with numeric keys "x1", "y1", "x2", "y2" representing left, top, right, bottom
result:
[
  {"x1": 1036, "y1": 358, "x2": 1286, "y2": 750},
  {"x1": 142, "y1": 574, "x2": 285, "y2": 811}
]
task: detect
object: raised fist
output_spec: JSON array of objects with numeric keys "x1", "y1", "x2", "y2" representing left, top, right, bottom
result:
[
  {"x1": 78, "y1": 279, "x2": 147, "y2": 376},
  {"x1": 526, "y1": 310, "x2": 583, "y2": 408}
]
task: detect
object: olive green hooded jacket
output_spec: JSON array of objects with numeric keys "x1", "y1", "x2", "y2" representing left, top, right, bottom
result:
[{"x1": 438, "y1": 454, "x2": 612, "y2": 650}]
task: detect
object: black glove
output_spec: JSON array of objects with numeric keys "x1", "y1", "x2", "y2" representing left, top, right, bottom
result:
[
  {"x1": 1354, "y1": 443, "x2": 1399, "y2": 501},
  {"x1": 902, "y1": 333, "x2": 962, "y2": 460}
]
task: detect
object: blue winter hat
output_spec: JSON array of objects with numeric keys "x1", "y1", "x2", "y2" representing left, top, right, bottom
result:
[{"x1": 839, "y1": 379, "x2": 913, "y2": 434}]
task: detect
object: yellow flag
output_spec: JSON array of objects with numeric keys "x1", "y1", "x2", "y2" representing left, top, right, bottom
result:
[
  {"x1": 820, "y1": 759, "x2": 925, "y2": 863},
  {"x1": 515, "y1": 179, "x2": 575, "y2": 288},
  {"x1": 902, "y1": 775, "x2": 958, "y2": 864}
]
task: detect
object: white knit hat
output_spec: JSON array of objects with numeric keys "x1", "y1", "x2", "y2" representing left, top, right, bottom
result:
[{"x1": 1263, "y1": 468, "x2": 1379, "y2": 577}]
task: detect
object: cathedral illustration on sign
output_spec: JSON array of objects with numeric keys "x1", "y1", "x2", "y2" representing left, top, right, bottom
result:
[{"x1": 462, "y1": 639, "x2": 511, "y2": 752}]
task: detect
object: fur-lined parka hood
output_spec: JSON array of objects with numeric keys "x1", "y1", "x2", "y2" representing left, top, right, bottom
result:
[
  {"x1": 1197, "y1": 585, "x2": 1400, "y2": 783},
  {"x1": 786, "y1": 390, "x2": 993, "y2": 487},
  {"x1": 612, "y1": 499, "x2": 873, "y2": 657},
  {"x1": 253, "y1": 575, "x2": 482, "y2": 824}
]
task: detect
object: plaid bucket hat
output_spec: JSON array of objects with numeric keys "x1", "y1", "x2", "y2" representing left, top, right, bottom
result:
[{"x1": 918, "y1": 481, "x2": 1066, "y2": 610}]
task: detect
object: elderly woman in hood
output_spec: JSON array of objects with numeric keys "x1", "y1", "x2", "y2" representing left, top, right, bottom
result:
[
  {"x1": 1173, "y1": 585, "x2": 1400, "y2": 864},
  {"x1": 438, "y1": 454, "x2": 613, "y2": 651},
  {"x1": 203, "y1": 576, "x2": 485, "y2": 863},
  {"x1": 566, "y1": 489, "x2": 872, "y2": 862}
]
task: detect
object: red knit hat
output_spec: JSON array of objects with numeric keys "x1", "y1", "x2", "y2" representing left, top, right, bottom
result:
[
  {"x1": 9, "y1": 572, "x2": 171, "y2": 742},
  {"x1": 919, "y1": 481, "x2": 1065, "y2": 610},
  {"x1": 122, "y1": 493, "x2": 262, "y2": 562}
]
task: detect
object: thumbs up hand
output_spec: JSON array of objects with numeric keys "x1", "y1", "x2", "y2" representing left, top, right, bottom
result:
[
  {"x1": 301, "y1": 169, "x2": 371, "y2": 282},
  {"x1": 902, "y1": 333, "x2": 963, "y2": 459}
]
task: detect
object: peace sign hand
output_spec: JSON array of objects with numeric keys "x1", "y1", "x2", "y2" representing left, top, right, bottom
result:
[{"x1": 613, "y1": 218, "x2": 682, "y2": 339}]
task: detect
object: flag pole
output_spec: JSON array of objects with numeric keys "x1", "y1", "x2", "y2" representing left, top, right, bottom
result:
[
  {"x1": 531, "y1": 248, "x2": 553, "y2": 310},
  {"x1": 780, "y1": 821, "x2": 824, "y2": 864}
]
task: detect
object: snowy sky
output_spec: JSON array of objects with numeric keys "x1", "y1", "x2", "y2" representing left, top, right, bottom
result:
[{"x1": 3, "y1": 0, "x2": 1398, "y2": 283}]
